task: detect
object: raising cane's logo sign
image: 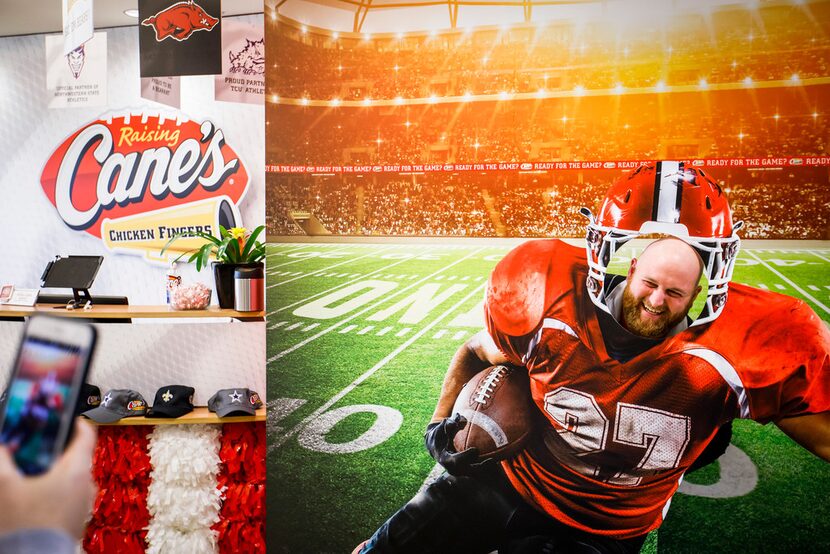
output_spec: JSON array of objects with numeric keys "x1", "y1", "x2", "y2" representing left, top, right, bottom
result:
[{"x1": 40, "y1": 112, "x2": 249, "y2": 262}]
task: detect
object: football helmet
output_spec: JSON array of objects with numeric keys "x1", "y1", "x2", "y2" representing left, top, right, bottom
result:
[{"x1": 580, "y1": 161, "x2": 743, "y2": 326}]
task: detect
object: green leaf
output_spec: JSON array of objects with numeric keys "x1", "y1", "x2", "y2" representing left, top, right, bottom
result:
[{"x1": 240, "y1": 225, "x2": 265, "y2": 262}]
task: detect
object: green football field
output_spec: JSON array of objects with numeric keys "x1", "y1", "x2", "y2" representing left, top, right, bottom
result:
[{"x1": 265, "y1": 240, "x2": 830, "y2": 554}]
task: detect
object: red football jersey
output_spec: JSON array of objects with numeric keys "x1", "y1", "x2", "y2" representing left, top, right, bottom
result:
[{"x1": 484, "y1": 239, "x2": 830, "y2": 539}]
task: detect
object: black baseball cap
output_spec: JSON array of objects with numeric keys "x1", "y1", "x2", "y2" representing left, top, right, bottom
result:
[
  {"x1": 149, "y1": 385, "x2": 195, "y2": 418},
  {"x1": 74, "y1": 383, "x2": 102, "y2": 416},
  {"x1": 82, "y1": 389, "x2": 148, "y2": 423},
  {"x1": 207, "y1": 388, "x2": 262, "y2": 417}
]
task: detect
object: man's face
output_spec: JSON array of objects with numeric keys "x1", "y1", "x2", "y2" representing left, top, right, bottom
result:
[{"x1": 621, "y1": 239, "x2": 702, "y2": 339}]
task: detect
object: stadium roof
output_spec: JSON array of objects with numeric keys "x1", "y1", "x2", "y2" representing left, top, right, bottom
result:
[{"x1": 267, "y1": 0, "x2": 817, "y2": 34}]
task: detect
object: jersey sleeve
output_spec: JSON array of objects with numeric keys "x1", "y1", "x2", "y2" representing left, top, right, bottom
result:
[
  {"x1": 735, "y1": 296, "x2": 830, "y2": 423},
  {"x1": 483, "y1": 240, "x2": 565, "y2": 365}
]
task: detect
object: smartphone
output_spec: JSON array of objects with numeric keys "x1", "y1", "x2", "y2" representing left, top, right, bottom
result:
[{"x1": 0, "y1": 316, "x2": 96, "y2": 475}]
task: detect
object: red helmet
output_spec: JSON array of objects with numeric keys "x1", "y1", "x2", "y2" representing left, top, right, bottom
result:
[{"x1": 581, "y1": 161, "x2": 743, "y2": 326}]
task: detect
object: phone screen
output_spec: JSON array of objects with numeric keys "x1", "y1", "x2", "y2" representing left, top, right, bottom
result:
[{"x1": 0, "y1": 336, "x2": 83, "y2": 475}]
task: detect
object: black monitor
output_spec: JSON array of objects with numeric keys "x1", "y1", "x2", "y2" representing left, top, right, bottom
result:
[{"x1": 40, "y1": 255, "x2": 103, "y2": 307}]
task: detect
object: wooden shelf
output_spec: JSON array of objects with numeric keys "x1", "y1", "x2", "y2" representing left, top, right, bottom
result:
[
  {"x1": 0, "y1": 304, "x2": 263, "y2": 320},
  {"x1": 91, "y1": 407, "x2": 265, "y2": 425}
]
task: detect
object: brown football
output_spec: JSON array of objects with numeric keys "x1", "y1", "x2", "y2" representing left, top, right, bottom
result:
[{"x1": 452, "y1": 364, "x2": 534, "y2": 460}]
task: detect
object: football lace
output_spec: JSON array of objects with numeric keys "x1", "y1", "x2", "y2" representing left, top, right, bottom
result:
[{"x1": 473, "y1": 366, "x2": 508, "y2": 404}]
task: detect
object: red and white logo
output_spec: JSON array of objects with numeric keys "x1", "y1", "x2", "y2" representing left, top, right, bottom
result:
[
  {"x1": 40, "y1": 112, "x2": 249, "y2": 262},
  {"x1": 141, "y1": 1, "x2": 219, "y2": 42}
]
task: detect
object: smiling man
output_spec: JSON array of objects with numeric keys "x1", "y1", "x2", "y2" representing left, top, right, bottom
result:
[{"x1": 356, "y1": 162, "x2": 830, "y2": 554}]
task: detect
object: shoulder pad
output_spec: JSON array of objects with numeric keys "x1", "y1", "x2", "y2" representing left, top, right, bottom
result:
[{"x1": 486, "y1": 239, "x2": 581, "y2": 337}]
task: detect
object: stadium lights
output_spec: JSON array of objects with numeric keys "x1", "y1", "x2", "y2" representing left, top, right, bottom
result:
[
  {"x1": 394, "y1": 96, "x2": 404, "y2": 105},
  {"x1": 430, "y1": 29, "x2": 439, "y2": 38},
  {"x1": 363, "y1": 98, "x2": 372, "y2": 106},
  {"x1": 790, "y1": 74, "x2": 801, "y2": 83},
  {"x1": 301, "y1": 97, "x2": 309, "y2": 106},
  {"x1": 561, "y1": 116, "x2": 568, "y2": 123},
  {"x1": 655, "y1": 81, "x2": 667, "y2": 93},
  {"x1": 474, "y1": 142, "x2": 481, "y2": 149},
  {"x1": 499, "y1": 91, "x2": 511, "y2": 100},
  {"x1": 738, "y1": 132, "x2": 746, "y2": 140},
  {"x1": 301, "y1": 25, "x2": 307, "y2": 34},
  {"x1": 338, "y1": 65, "x2": 343, "y2": 72},
  {"x1": 614, "y1": 83, "x2": 625, "y2": 95},
  {"x1": 396, "y1": 32, "x2": 404, "y2": 40},
  {"x1": 463, "y1": 92, "x2": 472, "y2": 102},
  {"x1": 666, "y1": 46, "x2": 673, "y2": 55},
  {"x1": 394, "y1": 65, "x2": 400, "y2": 72},
  {"x1": 405, "y1": 121, "x2": 411, "y2": 127},
  {"x1": 623, "y1": 46, "x2": 630, "y2": 57},
  {"x1": 429, "y1": 94, "x2": 438, "y2": 104},
  {"x1": 573, "y1": 85, "x2": 585, "y2": 96},
  {"x1": 813, "y1": 112, "x2": 819, "y2": 119},
  {"x1": 773, "y1": 113, "x2": 780, "y2": 120},
  {"x1": 747, "y1": 33, "x2": 753, "y2": 41},
  {"x1": 271, "y1": 94, "x2": 279, "y2": 103},
  {"x1": 698, "y1": 78, "x2": 709, "y2": 89},
  {"x1": 743, "y1": 76, "x2": 754, "y2": 87},
  {"x1": 332, "y1": 32, "x2": 339, "y2": 40},
  {"x1": 363, "y1": 33, "x2": 371, "y2": 41},
  {"x1": 537, "y1": 88, "x2": 547, "y2": 98},
  {"x1": 331, "y1": 98, "x2": 341, "y2": 107}
]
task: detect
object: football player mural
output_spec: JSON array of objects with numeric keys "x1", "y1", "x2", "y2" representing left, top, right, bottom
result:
[{"x1": 355, "y1": 161, "x2": 830, "y2": 553}]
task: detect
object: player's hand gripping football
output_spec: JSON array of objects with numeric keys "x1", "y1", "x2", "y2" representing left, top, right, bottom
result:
[{"x1": 424, "y1": 413, "x2": 482, "y2": 475}]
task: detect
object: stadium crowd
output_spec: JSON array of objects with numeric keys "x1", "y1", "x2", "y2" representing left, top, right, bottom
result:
[
  {"x1": 267, "y1": 168, "x2": 830, "y2": 240},
  {"x1": 271, "y1": 2, "x2": 830, "y2": 101},
  {"x1": 270, "y1": 89, "x2": 827, "y2": 166}
]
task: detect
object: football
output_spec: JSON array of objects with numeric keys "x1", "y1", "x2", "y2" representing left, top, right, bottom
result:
[{"x1": 452, "y1": 364, "x2": 534, "y2": 460}]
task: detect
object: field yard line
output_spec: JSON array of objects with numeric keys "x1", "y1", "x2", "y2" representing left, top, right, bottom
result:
[
  {"x1": 266, "y1": 255, "x2": 417, "y2": 317},
  {"x1": 265, "y1": 244, "x2": 315, "y2": 259},
  {"x1": 267, "y1": 244, "x2": 371, "y2": 270},
  {"x1": 266, "y1": 247, "x2": 486, "y2": 363},
  {"x1": 266, "y1": 246, "x2": 396, "y2": 289},
  {"x1": 269, "y1": 283, "x2": 486, "y2": 451},
  {"x1": 809, "y1": 251, "x2": 830, "y2": 264},
  {"x1": 744, "y1": 251, "x2": 830, "y2": 315}
]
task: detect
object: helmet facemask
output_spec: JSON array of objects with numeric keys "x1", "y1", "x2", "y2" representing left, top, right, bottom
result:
[{"x1": 581, "y1": 162, "x2": 743, "y2": 327}]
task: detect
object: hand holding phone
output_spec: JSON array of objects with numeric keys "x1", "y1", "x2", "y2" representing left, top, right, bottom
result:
[
  {"x1": 0, "y1": 316, "x2": 96, "y2": 475},
  {"x1": 0, "y1": 419, "x2": 98, "y2": 540}
]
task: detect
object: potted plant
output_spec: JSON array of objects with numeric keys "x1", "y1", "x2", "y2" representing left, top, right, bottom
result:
[{"x1": 161, "y1": 225, "x2": 266, "y2": 309}]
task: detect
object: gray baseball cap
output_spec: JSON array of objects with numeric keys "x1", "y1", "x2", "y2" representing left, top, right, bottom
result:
[
  {"x1": 207, "y1": 388, "x2": 262, "y2": 417},
  {"x1": 82, "y1": 389, "x2": 148, "y2": 423}
]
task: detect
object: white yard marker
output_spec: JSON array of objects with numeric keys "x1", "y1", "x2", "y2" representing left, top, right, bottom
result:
[
  {"x1": 453, "y1": 331, "x2": 467, "y2": 340},
  {"x1": 433, "y1": 329, "x2": 448, "y2": 339},
  {"x1": 302, "y1": 323, "x2": 320, "y2": 332},
  {"x1": 267, "y1": 248, "x2": 486, "y2": 362},
  {"x1": 267, "y1": 246, "x2": 396, "y2": 289},
  {"x1": 745, "y1": 251, "x2": 830, "y2": 315},
  {"x1": 268, "y1": 321, "x2": 288, "y2": 330},
  {"x1": 285, "y1": 322, "x2": 302, "y2": 330},
  {"x1": 269, "y1": 284, "x2": 487, "y2": 451},
  {"x1": 810, "y1": 251, "x2": 830, "y2": 264},
  {"x1": 377, "y1": 327, "x2": 393, "y2": 336},
  {"x1": 358, "y1": 326, "x2": 375, "y2": 335},
  {"x1": 808, "y1": 285, "x2": 820, "y2": 291},
  {"x1": 339, "y1": 325, "x2": 358, "y2": 334},
  {"x1": 267, "y1": 255, "x2": 415, "y2": 317},
  {"x1": 774, "y1": 284, "x2": 786, "y2": 290},
  {"x1": 758, "y1": 284, "x2": 769, "y2": 290},
  {"x1": 395, "y1": 328, "x2": 412, "y2": 337}
]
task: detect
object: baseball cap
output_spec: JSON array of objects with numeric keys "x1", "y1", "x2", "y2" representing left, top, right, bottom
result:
[
  {"x1": 74, "y1": 383, "x2": 102, "y2": 416},
  {"x1": 207, "y1": 388, "x2": 262, "y2": 417},
  {"x1": 82, "y1": 389, "x2": 148, "y2": 423},
  {"x1": 148, "y1": 385, "x2": 195, "y2": 418}
]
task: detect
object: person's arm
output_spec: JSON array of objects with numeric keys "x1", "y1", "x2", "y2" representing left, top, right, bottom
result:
[
  {"x1": 0, "y1": 419, "x2": 98, "y2": 541},
  {"x1": 429, "y1": 330, "x2": 510, "y2": 423},
  {"x1": 775, "y1": 412, "x2": 830, "y2": 462}
]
